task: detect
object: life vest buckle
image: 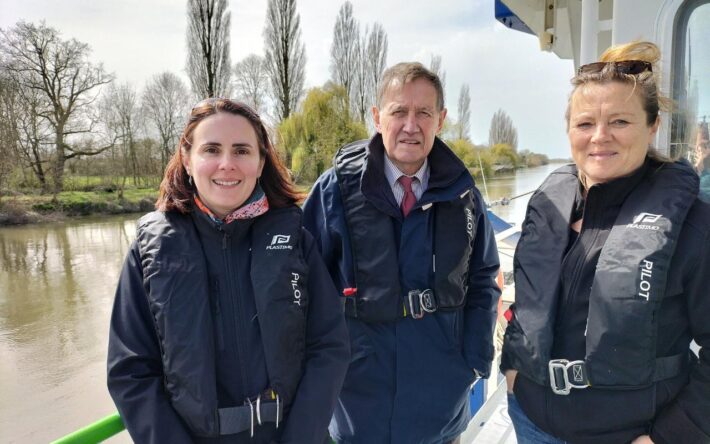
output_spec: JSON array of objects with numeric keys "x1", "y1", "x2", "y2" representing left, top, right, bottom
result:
[
  {"x1": 407, "y1": 289, "x2": 437, "y2": 319},
  {"x1": 548, "y1": 359, "x2": 590, "y2": 395}
]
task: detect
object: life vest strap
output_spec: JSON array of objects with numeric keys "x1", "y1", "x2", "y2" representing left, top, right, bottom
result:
[
  {"x1": 548, "y1": 351, "x2": 690, "y2": 395},
  {"x1": 218, "y1": 392, "x2": 282, "y2": 436}
]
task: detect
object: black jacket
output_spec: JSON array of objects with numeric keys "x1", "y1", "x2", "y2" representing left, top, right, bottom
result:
[
  {"x1": 107, "y1": 207, "x2": 350, "y2": 443},
  {"x1": 332, "y1": 139, "x2": 481, "y2": 322},
  {"x1": 502, "y1": 160, "x2": 710, "y2": 443}
]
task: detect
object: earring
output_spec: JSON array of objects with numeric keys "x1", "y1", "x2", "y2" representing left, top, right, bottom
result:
[{"x1": 188, "y1": 175, "x2": 193, "y2": 186}]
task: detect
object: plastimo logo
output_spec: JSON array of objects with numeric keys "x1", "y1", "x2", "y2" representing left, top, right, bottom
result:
[
  {"x1": 627, "y1": 213, "x2": 662, "y2": 231},
  {"x1": 267, "y1": 234, "x2": 293, "y2": 250}
]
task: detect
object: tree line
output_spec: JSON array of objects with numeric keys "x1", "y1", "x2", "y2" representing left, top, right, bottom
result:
[{"x1": 0, "y1": 0, "x2": 546, "y2": 202}]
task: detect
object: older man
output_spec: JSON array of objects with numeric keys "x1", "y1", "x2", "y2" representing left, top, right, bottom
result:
[{"x1": 303, "y1": 62, "x2": 500, "y2": 444}]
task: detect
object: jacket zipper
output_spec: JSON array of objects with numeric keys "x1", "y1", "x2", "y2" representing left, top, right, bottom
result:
[
  {"x1": 220, "y1": 228, "x2": 251, "y2": 395},
  {"x1": 212, "y1": 277, "x2": 225, "y2": 351}
]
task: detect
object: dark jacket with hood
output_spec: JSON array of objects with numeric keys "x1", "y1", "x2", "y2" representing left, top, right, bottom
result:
[
  {"x1": 302, "y1": 134, "x2": 500, "y2": 444},
  {"x1": 107, "y1": 205, "x2": 350, "y2": 444},
  {"x1": 501, "y1": 159, "x2": 710, "y2": 444}
]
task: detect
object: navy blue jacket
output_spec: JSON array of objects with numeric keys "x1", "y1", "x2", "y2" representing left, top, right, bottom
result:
[
  {"x1": 302, "y1": 135, "x2": 500, "y2": 444},
  {"x1": 107, "y1": 208, "x2": 350, "y2": 443}
]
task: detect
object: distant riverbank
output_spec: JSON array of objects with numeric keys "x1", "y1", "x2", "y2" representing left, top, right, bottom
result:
[
  {"x1": 0, "y1": 188, "x2": 157, "y2": 226},
  {"x1": 0, "y1": 161, "x2": 570, "y2": 226}
]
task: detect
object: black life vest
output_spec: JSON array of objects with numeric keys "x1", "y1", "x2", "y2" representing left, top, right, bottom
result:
[
  {"x1": 333, "y1": 139, "x2": 476, "y2": 322},
  {"x1": 136, "y1": 207, "x2": 308, "y2": 436},
  {"x1": 511, "y1": 161, "x2": 698, "y2": 387}
]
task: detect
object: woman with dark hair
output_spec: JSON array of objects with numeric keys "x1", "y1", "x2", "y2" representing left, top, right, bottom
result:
[
  {"x1": 107, "y1": 98, "x2": 350, "y2": 443},
  {"x1": 502, "y1": 41, "x2": 710, "y2": 443}
]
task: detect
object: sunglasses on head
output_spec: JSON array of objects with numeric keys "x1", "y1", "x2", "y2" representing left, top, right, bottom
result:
[{"x1": 577, "y1": 60, "x2": 652, "y2": 76}]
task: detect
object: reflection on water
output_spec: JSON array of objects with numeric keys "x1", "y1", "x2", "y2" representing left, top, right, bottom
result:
[
  {"x1": 0, "y1": 214, "x2": 138, "y2": 443},
  {"x1": 483, "y1": 163, "x2": 568, "y2": 224},
  {"x1": 0, "y1": 164, "x2": 562, "y2": 443},
  {"x1": 480, "y1": 163, "x2": 568, "y2": 270}
]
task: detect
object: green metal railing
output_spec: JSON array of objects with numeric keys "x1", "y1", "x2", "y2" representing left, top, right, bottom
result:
[
  {"x1": 50, "y1": 412, "x2": 338, "y2": 443},
  {"x1": 51, "y1": 412, "x2": 125, "y2": 444}
]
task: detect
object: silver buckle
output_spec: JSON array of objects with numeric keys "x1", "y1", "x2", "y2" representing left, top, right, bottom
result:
[
  {"x1": 420, "y1": 289, "x2": 436, "y2": 313},
  {"x1": 408, "y1": 290, "x2": 424, "y2": 319},
  {"x1": 548, "y1": 359, "x2": 589, "y2": 395},
  {"x1": 255, "y1": 393, "x2": 262, "y2": 426},
  {"x1": 407, "y1": 289, "x2": 436, "y2": 319},
  {"x1": 245, "y1": 397, "x2": 255, "y2": 437}
]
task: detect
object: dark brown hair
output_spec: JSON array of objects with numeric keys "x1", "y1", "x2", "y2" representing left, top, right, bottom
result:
[
  {"x1": 156, "y1": 98, "x2": 302, "y2": 213},
  {"x1": 377, "y1": 62, "x2": 445, "y2": 111}
]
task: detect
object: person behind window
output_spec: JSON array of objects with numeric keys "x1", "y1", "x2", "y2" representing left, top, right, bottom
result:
[
  {"x1": 107, "y1": 98, "x2": 349, "y2": 444},
  {"x1": 695, "y1": 119, "x2": 710, "y2": 202},
  {"x1": 502, "y1": 41, "x2": 710, "y2": 444}
]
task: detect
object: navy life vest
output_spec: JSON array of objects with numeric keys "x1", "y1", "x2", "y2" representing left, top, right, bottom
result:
[
  {"x1": 510, "y1": 161, "x2": 698, "y2": 388},
  {"x1": 136, "y1": 207, "x2": 308, "y2": 436},
  {"x1": 333, "y1": 139, "x2": 476, "y2": 322}
]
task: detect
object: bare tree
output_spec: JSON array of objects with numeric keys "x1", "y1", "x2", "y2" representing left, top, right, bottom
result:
[
  {"x1": 350, "y1": 19, "x2": 388, "y2": 126},
  {"x1": 100, "y1": 83, "x2": 143, "y2": 194},
  {"x1": 330, "y1": 1, "x2": 359, "y2": 100},
  {"x1": 264, "y1": 0, "x2": 306, "y2": 121},
  {"x1": 351, "y1": 26, "x2": 369, "y2": 123},
  {"x1": 233, "y1": 54, "x2": 268, "y2": 113},
  {"x1": 366, "y1": 22, "x2": 388, "y2": 106},
  {"x1": 0, "y1": 21, "x2": 113, "y2": 195},
  {"x1": 0, "y1": 73, "x2": 52, "y2": 190},
  {"x1": 186, "y1": 0, "x2": 232, "y2": 99},
  {"x1": 0, "y1": 75, "x2": 20, "y2": 198},
  {"x1": 143, "y1": 72, "x2": 189, "y2": 169},
  {"x1": 429, "y1": 54, "x2": 446, "y2": 92},
  {"x1": 13, "y1": 87, "x2": 52, "y2": 189},
  {"x1": 456, "y1": 83, "x2": 471, "y2": 141},
  {"x1": 489, "y1": 108, "x2": 518, "y2": 151}
]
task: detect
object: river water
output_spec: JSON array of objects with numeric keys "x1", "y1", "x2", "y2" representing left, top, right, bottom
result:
[{"x1": 0, "y1": 163, "x2": 563, "y2": 443}]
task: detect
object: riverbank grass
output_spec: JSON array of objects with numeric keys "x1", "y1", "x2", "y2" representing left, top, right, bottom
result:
[{"x1": 0, "y1": 188, "x2": 158, "y2": 225}]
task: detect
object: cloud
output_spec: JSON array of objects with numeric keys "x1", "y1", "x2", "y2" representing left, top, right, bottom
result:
[{"x1": 1, "y1": 0, "x2": 575, "y2": 157}]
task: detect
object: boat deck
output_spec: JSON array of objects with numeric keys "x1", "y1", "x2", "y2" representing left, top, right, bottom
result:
[{"x1": 462, "y1": 380, "x2": 517, "y2": 444}]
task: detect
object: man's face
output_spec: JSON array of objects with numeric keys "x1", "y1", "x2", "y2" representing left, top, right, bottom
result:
[{"x1": 372, "y1": 78, "x2": 446, "y2": 175}]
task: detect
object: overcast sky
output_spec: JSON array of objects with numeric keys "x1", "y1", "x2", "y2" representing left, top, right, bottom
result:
[{"x1": 1, "y1": 0, "x2": 576, "y2": 158}]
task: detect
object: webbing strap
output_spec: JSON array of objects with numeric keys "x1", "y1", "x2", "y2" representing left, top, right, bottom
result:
[
  {"x1": 218, "y1": 402, "x2": 282, "y2": 435},
  {"x1": 652, "y1": 352, "x2": 690, "y2": 382},
  {"x1": 344, "y1": 297, "x2": 357, "y2": 318},
  {"x1": 549, "y1": 352, "x2": 689, "y2": 395}
]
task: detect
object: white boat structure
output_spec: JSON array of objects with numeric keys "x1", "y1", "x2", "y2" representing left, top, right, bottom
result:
[{"x1": 465, "y1": 1, "x2": 709, "y2": 442}]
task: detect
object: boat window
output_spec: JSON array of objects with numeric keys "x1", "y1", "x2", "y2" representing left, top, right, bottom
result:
[{"x1": 672, "y1": 0, "x2": 710, "y2": 202}]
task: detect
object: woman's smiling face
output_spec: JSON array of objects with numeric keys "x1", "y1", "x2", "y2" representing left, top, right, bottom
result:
[
  {"x1": 568, "y1": 81, "x2": 659, "y2": 188},
  {"x1": 183, "y1": 112, "x2": 264, "y2": 218}
]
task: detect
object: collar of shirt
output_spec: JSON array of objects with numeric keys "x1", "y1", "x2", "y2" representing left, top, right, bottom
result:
[{"x1": 383, "y1": 154, "x2": 429, "y2": 204}]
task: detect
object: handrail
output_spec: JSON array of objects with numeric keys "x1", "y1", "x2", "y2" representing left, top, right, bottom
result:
[
  {"x1": 51, "y1": 412, "x2": 125, "y2": 444},
  {"x1": 49, "y1": 411, "x2": 339, "y2": 443}
]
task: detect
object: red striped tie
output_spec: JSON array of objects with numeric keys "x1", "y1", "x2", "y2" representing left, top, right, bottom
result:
[{"x1": 398, "y1": 176, "x2": 417, "y2": 217}]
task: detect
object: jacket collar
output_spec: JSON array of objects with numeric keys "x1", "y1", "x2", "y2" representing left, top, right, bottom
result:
[
  {"x1": 579, "y1": 157, "x2": 654, "y2": 208},
  {"x1": 360, "y1": 134, "x2": 475, "y2": 213}
]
